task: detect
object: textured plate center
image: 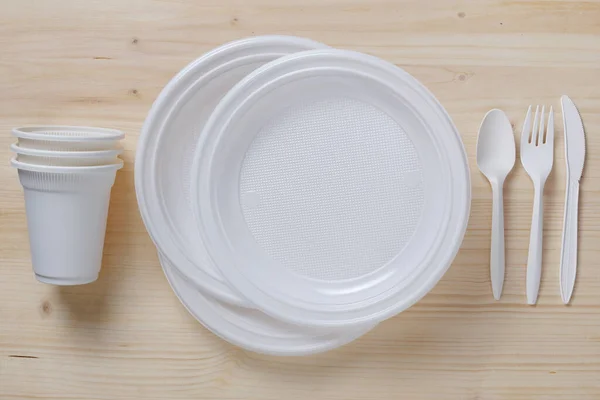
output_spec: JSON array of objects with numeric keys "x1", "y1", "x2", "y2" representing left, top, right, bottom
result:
[{"x1": 240, "y1": 97, "x2": 424, "y2": 281}]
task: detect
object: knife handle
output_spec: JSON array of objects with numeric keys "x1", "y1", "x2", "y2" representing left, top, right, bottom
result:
[{"x1": 560, "y1": 177, "x2": 580, "y2": 304}]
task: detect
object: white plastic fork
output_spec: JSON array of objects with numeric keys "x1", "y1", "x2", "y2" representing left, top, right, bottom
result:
[{"x1": 520, "y1": 105, "x2": 554, "y2": 305}]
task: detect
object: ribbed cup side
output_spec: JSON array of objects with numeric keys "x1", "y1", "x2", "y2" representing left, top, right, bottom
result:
[
  {"x1": 18, "y1": 138, "x2": 121, "y2": 151},
  {"x1": 17, "y1": 169, "x2": 117, "y2": 191},
  {"x1": 17, "y1": 154, "x2": 120, "y2": 167}
]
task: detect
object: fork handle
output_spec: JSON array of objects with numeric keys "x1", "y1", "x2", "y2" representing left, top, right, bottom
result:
[
  {"x1": 526, "y1": 179, "x2": 545, "y2": 305},
  {"x1": 560, "y1": 178, "x2": 580, "y2": 304}
]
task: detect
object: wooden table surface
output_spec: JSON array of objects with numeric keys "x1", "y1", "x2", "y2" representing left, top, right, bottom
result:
[{"x1": 1, "y1": 0, "x2": 600, "y2": 399}]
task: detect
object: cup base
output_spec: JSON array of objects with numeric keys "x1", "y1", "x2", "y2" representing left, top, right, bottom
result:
[{"x1": 35, "y1": 273, "x2": 99, "y2": 286}]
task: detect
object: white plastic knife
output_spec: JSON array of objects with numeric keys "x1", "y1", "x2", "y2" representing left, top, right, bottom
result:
[{"x1": 560, "y1": 95, "x2": 586, "y2": 304}]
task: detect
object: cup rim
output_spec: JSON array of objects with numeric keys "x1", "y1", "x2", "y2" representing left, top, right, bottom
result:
[
  {"x1": 10, "y1": 143, "x2": 123, "y2": 158},
  {"x1": 11, "y1": 158, "x2": 124, "y2": 173},
  {"x1": 12, "y1": 126, "x2": 125, "y2": 142}
]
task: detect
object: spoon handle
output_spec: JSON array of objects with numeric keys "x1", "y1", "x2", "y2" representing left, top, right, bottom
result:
[{"x1": 491, "y1": 180, "x2": 505, "y2": 300}]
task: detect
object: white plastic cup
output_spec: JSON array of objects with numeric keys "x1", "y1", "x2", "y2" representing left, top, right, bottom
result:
[
  {"x1": 12, "y1": 126, "x2": 124, "y2": 151},
  {"x1": 17, "y1": 138, "x2": 122, "y2": 151},
  {"x1": 11, "y1": 159, "x2": 124, "y2": 285},
  {"x1": 11, "y1": 143, "x2": 122, "y2": 160},
  {"x1": 11, "y1": 143, "x2": 122, "y2": 167}
]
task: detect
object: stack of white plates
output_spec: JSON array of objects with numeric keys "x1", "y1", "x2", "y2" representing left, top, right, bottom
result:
[{"x1": 136, "y1": 36, "x2": 470, "y2": 356}]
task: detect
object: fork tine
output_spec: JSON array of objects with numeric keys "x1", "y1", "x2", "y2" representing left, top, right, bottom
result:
[
  {"x1": 531, "y1": 105, "x2": 540, "y2": 144},
  {"x1": 537, "y1": 105, "x2": 545, "y2": 145},
  {"x1": 546, "y1": 106, "x2": 554, "y2": 145},
  {"x1": 522, "y1": 105, "x2": 533, "y2": 145}
]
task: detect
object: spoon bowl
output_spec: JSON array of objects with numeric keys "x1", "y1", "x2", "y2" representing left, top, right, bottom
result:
[{"x1": 477, "y1": 109, "x2": 516, "y2": 180}]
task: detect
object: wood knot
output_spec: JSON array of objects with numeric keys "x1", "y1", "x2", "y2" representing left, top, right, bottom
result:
[
  {"x1": 455, "y1": 71, "x2": 473, "y2": 82},
  {"x1": 40, "y1": 301, "x2": 52, "y2": 316}
]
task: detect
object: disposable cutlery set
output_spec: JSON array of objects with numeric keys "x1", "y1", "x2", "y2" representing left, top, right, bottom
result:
[
  {"x1": 477, "y1": 96, "x2": 586, "y2": 304},
  {"x1": 9, "y1": 36, "x2": 588, "y2": 355}
]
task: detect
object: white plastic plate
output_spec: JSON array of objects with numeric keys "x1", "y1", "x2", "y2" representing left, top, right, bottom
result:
[
  {"x1": 192, "y1": 49, "x2": 470, "y2": 328},
  {"x1": 160, "y1": 253, "x2": 374, "y2": 356},
  {"x1": 135, "y1": 36, "x2": 329, "y2": 306}
]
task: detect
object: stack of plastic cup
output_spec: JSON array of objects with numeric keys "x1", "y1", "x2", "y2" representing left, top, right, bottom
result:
[{"x1": 11, "y1": 126, "x2": 125, "y2": 285}]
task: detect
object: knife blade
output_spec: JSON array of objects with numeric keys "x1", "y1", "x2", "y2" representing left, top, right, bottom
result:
[
  {"x1": 560, "y1": 95, "x2": 586, "y2": 304},
  {"x1": 562, "y1": 96, "x2": 586, "y2": 181}
]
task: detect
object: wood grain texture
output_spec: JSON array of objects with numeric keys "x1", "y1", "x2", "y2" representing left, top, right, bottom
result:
[{"x1": 1, "y1": 0, "x2": 600, "y2": 398}]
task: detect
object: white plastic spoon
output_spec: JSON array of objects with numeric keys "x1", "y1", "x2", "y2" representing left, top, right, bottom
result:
[{"x1": 476, "y1": 109, "x2": 516, "y2": 300}]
